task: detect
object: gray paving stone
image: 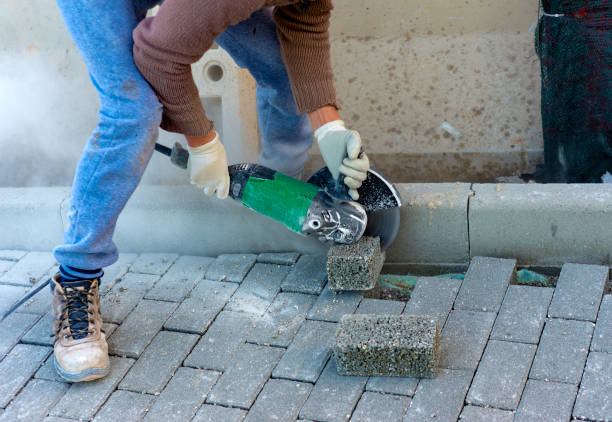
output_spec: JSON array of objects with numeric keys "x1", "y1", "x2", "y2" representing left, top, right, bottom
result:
[
  {"x1": 247, "y1": 292, "x2": 316, "y2": 347},
  {"x1": 144, "y1": 367, "x2": 220, "y2": 422},
  {"x1": 0, "y1": 251, "x2": 56, "y2": 286},
  {"x1": 100, "y1": 272, "x2": 159, "y2": 324},
  {"x1": 225, "y1": 263, "x2": 290, "y2": 315},
  {"x1": 0, "y1": 260, "x2": 14, "y2": 276},
  {"x1": 459, "y1": 406, "x2": 515, "y2": 422},
  {"x1": 49, "y1": 356, "x2": 134, "y2": 419},
  {"x1": 454, "y1": 257, "x2": 516, "y2": 312},
  {"x1": 0, "y1": 343, "x2": 50, "y2": 407},
  {"x1": 244, "y1": 379, "x2": 312, "y2": 422},
  {"x1": 35, "y1": 355, "x2": 69, "y2": 383},
  {"x1": 107, "y1": 299, "x2": 177, "y2": 358},
  {"x1": 93, "y1": 390, "x2": 155, "y2": 422},
  {"x1": 307, "y1": 285, "x2": 363, "y2": 322},
  {"x1": 205, "y1": 253, "x2": 257, "y2": 282},
  {"x1": 548, "y1": 263, "x2": 608, "y2": 322},
  {"x1": 21, "y1": 312, "x2": 54, "y2": 346},
  {"x1": 129, "y1": 252, "x2": 178, "y2": 275},
  {"x1": 403, "y1": 277, "x2": 461, "y2": 328},
  {"x1": 192, "y1": 405, "x2": 246, "y2": 422},
  {"x1": 530, "y1": 318, "x2": 593, "y2": 384},
  {"x1": 0, "y1": 284, "x2": 28, "y2": 316},
  {"x1": 273, "y1": 320, "x2": 337, "y2": 383},
  {"x1": 573, "y1": 352, "x2": 612, "y2": 422},
  {"x1": 119, "y1": 331, "x2": 198, "y2": 394},
  {"x1": 15, "y1": 279, "x2": 52, "y2": 315},
  {"x1": 0, "y1": 250, "x2": 27, "y2": 261},
  {"x1": 591, "y1": 294, "x2": 612, "y2": 352},
  {"x1": 365, "y1": 376, "x2": 418, "y2": 396},
  {"x1": 145, "y1": 255, "x2": 214, "y2": 302},
  {"x1": 257, "y1": 252, "x2": 300, "y2": 265},
  {"x1": 403, "y1": 368, "x2": 473, "y2": 422},
  {"x1": 466, "y1": 340, "x2": 536, "y2": 410},
  {"x1": 0, "y1": 379, "x2": 68, "y2": 422},
  {"x1": 350, "y1": 392, "x2": 410, "y2": 422},
  {"x1": 207, "y1": 343, "x2": 284, "y2": 409},
  {"x1": 0, "y1": 312, "x2": 40, "y2": 358},
  {"x1": 282, "y1": 254, "x2": 328, "y2": 294},
  {"x1": 438, "y1": 310, "x2": 496, "y2": 370},
  {"x1": 356, "y1": 298, "x2": 405, "y2": 315},
  {"x1": 514, "y1": 379, "x2": 577, "y2": 422},
  {"x1": 184, "y1": 311, "x2": 256, "y2": 371},
  {"x1": 43, "y1": 418, "x2": 74, "y2": 422},
  {"x1": 100, "y1": 253, "x2": 138, "y2": 291},
  {"x1": 491, "y1": 285, "x2": 553, "y2": 344},
  {"x1": 299, "y1": 358, "x2": 367, "y2": 422},
  {"x1": 164, "y1": 280, "x2": 238, "y2": 334}
]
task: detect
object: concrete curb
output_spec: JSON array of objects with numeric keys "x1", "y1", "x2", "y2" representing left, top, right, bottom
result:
[{"x1": 1, "y1": 184, "x2": 611, "y2": 266}]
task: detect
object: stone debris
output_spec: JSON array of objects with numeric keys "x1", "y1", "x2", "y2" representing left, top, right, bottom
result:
[{"x1": 334, "y1": 314, "x2": 440, "y2": 378}]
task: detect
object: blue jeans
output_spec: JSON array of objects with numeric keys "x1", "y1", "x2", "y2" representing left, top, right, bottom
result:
[{"x1": 53, "y1": 0, "x2": 312, "y2": 270}]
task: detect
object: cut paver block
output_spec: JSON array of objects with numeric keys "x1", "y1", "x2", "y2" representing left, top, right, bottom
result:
[
  {"x1": 326, "y1": 236, "x2": 384, "y2": 291},
  {"x1": 143, "y1": 367, "x2": 220, "y2": 422},
  {"x1": 0, "y1": 312, "x2": 40, "y2": 358},
  {"x1": 107, "y1": 299, "x2": 177, "y2": 358},
  {"x1": 491, "y1": 285, "x2": 553, "y2": 344},
  {"x1": 49, "y1": 356, "x2": 134, "y2": 420},
  {"x1": 403, "y1": 277, "x2": 461, "y2": 328},
  {"x1": 247, "y1": 292, "x2": 316, "y2": 347},
  {"x1": 459, "y1": 405, "x2": 515, "y2": 422},
  {"x1": 592, "y1": 294, "x2": 612, "y2": 352},
  {"x1": 119, "y1": 331, "x2": 198, "y2": 394},
  {"x1": 356, "y1": 298, "x2": 405, "y2": 315},
  {"x1": 438, "y1": 310, "x2": 496, "y2": 370},
  {"x1": 257, "y1": 252, "x2": 300, "y2": 265},
  {"x1": 21, "y1": 311, "x2": 54, "y2": 346},
  {"x1": 164, "y1": 280, "x2": 237, "y2": 334},
  {"x1": 15, "y1": 279, "x2": 52, "y2": 315},
  {"x1": 281, "y1": 254, "x2": 328, "y2": 294},
  {"x1": 92, "y1": 390, "x2": 155, "y2": 422},
  {"x1": 205, "y1": 253, "x2": 257, "y2": 282},
  {"x1": 299, "y1": 358, "x2": 367, "y2": 422},
  {"x1": 573, "y1": 352, "x2": 612, "y2": 421},
  {"x1": 548, "y1": 263, "x2": 608, "y2": 322},
  {"x1": 334, "y1": 314, "x2": 440, "y2": 378},
  {"x1": 129, "y1": 253, "x2": 178, "y2": 275},
  {"x1": 403, "y1": 368, "x2": 473, "y2": 422},
  {"x1": 530, "y1": 318, "x2": 594, "y2": 384},
  {"x1": 0, "y1": 251, "x2": 56, "y2": 286},
  {"x1": 514, "y1": 380, "x2": 577, "y2": 422},
  {"x1": 184, "y1": 311, "x2": 256, "y2": 371},
  {"x1": 145, "y1": 255, "x2": 214, "y2": 302},
  {"x1": 366, "y1": 376, "x2": 418, "y2": 396},
  {"x1": 244, "y1": 379, "x2": 312, "y2": 422},
  {"x1": 454, "y1": 256, "x2": 516, "y2": 312},
  {"x1": 0, "y1": 284, "x2": 28, "y2": 316},
  {"x1": 207, "y1": 343, "x2": 284, "y2": 409},
  {"x1": 307, "y1": 285, "x2": 363, "y2": 322},
  {"x1": 0, "y1": 343, "x2": 50, "y2": 407},
  {"x1": 225, "y1": 263, "x2": 290, "y2": 315},
  {"x1": 350, "y1": 392, "x2": 410, "y2": 422},
  {"x1": 100, "y1": 272, "x2": 159, "y2": 324},
  {"x1": 272, "y1": 320, "x2": 337, "y2": 383},
  {"x1": 0, "y1": 379, "x2": 68, "y2": 422},
  {"x1": 466, "y1": 340, "x2": 536, "y2": 410},
  {"x1": 192, "y1": 405, "x2": 246, "y2": 422}
]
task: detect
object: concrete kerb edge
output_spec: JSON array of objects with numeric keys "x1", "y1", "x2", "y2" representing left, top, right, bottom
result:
[{"x1": 2, "y1": 184, "x2": 612, "y2": 266}]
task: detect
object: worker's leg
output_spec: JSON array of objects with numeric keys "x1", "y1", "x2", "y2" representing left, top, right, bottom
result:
[{"x1": 215, "y1": 8, "x2": 313, "y2": 179}]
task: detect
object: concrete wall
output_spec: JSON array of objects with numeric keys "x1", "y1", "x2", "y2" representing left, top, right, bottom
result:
[{"x1": 0, "y1": 0, "x2": 542, "y2": 187}]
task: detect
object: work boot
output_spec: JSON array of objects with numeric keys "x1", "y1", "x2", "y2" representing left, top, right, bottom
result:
[{"x1": 51, "y1": 273, "x2": 109, "y2": 382}]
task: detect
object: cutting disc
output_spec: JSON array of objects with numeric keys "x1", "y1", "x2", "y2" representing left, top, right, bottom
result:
[{"x1": 307, "y1": 166, "x2": 402, "y2": 251}]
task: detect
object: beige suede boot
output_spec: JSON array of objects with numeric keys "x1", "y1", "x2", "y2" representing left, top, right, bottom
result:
[{"x1": 51, "y1": 273, "x2": 110, "y2": 382}]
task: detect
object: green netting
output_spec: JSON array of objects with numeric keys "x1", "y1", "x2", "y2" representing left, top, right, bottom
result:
[{"x1": 536, "y1": 1, "x2": 612, "y2": 182}]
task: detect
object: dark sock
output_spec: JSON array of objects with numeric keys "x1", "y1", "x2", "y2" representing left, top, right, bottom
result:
[{"x1": 59, "y1": 265, "x2": 103, "y2": 284}]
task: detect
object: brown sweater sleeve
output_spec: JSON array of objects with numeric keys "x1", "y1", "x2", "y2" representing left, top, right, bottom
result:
[{"x1": 274, "y1": 0, "x2": 338, "y2": 114}]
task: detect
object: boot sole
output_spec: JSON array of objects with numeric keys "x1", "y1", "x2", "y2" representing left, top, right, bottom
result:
[{"x1": 53, "y1": 356, "x2": 110, "y2": 382}]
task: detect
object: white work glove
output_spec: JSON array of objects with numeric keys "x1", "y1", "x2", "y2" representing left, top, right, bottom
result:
[
  {"x1": 187, "y1": 131, "x2": 230, "y2": 199},
  {"x1": 314, "y1": 120, "x2": 370, "y2": 200}
]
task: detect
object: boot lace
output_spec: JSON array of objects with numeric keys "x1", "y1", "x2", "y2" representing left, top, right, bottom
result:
[{"x1": 56, "y1": 286, "x2": 95, "y2": 340}]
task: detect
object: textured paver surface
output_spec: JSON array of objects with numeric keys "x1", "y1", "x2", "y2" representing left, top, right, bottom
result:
[{"x1": 1, "y1": 252, "x2": 611, "y2": 421}]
